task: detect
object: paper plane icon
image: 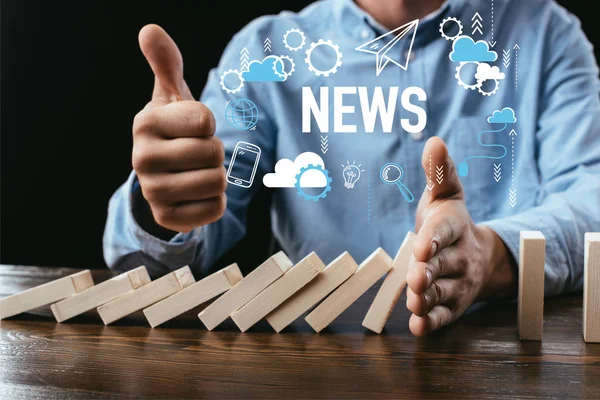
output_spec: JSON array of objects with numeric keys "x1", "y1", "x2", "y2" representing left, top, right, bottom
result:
[{"x1": 355, "y1": 19, "x2": 419, "y2": 76}]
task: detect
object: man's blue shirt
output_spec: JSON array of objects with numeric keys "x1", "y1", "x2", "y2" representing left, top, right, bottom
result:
[{"x1": 104, "y1": 0, "x2": 600, "y2": 296}]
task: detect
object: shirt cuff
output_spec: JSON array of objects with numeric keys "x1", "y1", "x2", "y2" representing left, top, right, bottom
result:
[
  {"x1": 124, "y1": 171, "x2": 203, "y2": 269},
  {"x1": 479, "y1": 211, "x2": 567, "y2": 297}
]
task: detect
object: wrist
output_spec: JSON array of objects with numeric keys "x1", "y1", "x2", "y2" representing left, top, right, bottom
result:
[
  {"x1": 476, "y1": 225, "x2": 518, "y2": 301},
  {"x1": 131, "y1": 177, "x2": 179, "y2": 241}
]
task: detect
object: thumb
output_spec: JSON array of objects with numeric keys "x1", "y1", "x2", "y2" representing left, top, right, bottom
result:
[
  {"x1": 138, "y1": 24, "x2": 194, "y2": 104},
  {"x1": 419, "y1": 136, "x2": 464, "y2": 206}
]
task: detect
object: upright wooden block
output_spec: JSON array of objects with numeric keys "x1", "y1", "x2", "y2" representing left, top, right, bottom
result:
[
  {"x1": 50, "y1": 266, "x2": 150, "y2": 323},
  {"x1": 97, "y1": 266, "x2": 196, "y2": 325},
  {"x1": 584, "y1": 233, "x2": 600, "y2": 343},
  {"x1": 362, "y1": 232, "x2": 415, "y2": 334},
  {"x1": 0, "y1": 270, "x2": 94, "y2": 320},
  {"x1": 231, "y1": 252, "x2": 326, "y2": 332},
  {"x1": 143, "y1": 264, "x2": 243, "y2": 328},
  {"x1": 199, "y1": 251, "x2": 293, "y2": 330},
  {"x1": 305, "y1": 248, "x2": 393, "y2": 333},
  {"x1": 518, "y1": 231, "x2": 546, "y2": 341},
  {"x1": 266, "y1": 252, "x2": 358, "y2": 333}
]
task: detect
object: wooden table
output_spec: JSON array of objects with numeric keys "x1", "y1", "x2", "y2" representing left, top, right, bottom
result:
[{"x1": 1, "y1": 265, "x2": 599, "y2": 399}]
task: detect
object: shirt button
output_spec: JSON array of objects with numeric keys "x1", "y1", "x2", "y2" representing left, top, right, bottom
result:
[
  {"x1": 411, "y1": 130, "x2": 424, "y2": 141},
  {"x1": 360, "y1": 29, "x2": 370, "y2": 39}
]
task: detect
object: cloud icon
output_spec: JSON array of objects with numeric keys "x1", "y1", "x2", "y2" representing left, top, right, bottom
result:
[
  {"x1": 242, "y1": 55, "x2": 286, "y2": 82},
  {"x1": 263, "y1": 152, "x2": 327, "y2": 188},
  {"x1": 450, "y1": 36, "x2": 498, "y2": 62},
  {"x1": 487, "y1": 107, "x2": 517, "y2": 124},
  {"x1": 475, "y1": 63, "x2": 505, "y2": 81}
]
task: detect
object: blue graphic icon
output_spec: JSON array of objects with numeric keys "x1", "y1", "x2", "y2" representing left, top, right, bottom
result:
[
  {"x1": 225, "y1": 99, "x2": 259, "y2": 130},
  {"x1": 380, "y1": 163, "x2": 415, "y2": 203},
  {"x1": 459, "y1": 107, "x2": 517, "y2": 177},
  {"x1": 487, "y1": 107, "x2": 517, "y2": 124},
  {"x1": 242, "y1": 55, "x2": 286, "y2": 82},
  {"x1": 450, "y1": 36, "x2": 497, "y2": 62},
  {"x1": 295, "y1": 164, "x2": 332, "y2": 201}
]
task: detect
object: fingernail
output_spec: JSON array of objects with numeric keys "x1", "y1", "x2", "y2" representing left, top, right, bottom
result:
[
  {"x1": 423, "y1": 292, "x2": 431, "y2": 306},
  {"x1": 425, "y1": 268, "x2": 433, "y2": 287},
  {"x1": 429, "y1": 240, "x2": 438, "y2": 258}
]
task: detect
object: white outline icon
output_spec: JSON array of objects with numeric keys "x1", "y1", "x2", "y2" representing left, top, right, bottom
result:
[
  {"x1": 355, "y1": 19, "x2": 418, "y2": 76},
  {"x1": 283, "y1": 28, "x2": 306, "y2": 51},
  {"x1": 439, "y1": 17, "x2": 463, "y2": 41},
  {"x1": 305, "y1": 39, "x2": 343, "y2": 77},
  {"x1": 227, "y1": 141, "x2": 261, "y2": 189},
  {"x1": 220, "y1": 69, "x2": 244, "y2": 94}
]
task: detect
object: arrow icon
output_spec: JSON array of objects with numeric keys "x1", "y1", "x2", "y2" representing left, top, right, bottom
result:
[
  {"x1": 436, "y1": 165, "x2": 444, "y2": 184},
  {"x1": 494, "y1": 163, "x2": 502, "y2": 182},
  {"x1": 320, "y1": 135, "x2": 329, "y2": 154},
  {"x1": 503, "y1": 49, "x2": 511, "y2": 68},
  {"x1": 513, "y1": 44, "x2": 520, "y2": 90},
  {"x1": 263, "y1": 38, "x2": 272, "y2": 53},
  {"x1": 426, "y1": 183, "x2": 435, "y2": 191},
  {"x1": 471, "y1": 12, "x2": 483, "y2": 35},
  {"x1": 509, "y1": 129, "x2": 517, "y2": 136},
  {"x1": 488, "y1": 41, "x2": 497, "y2": 48},
  {"x1": 490, "y1": 0, "x2": 495, "y2": 41},
  {"x1": 509, "y1": 188, "x2": 517, "y2": 207},
  {"x1": 240, "y1": 47, "x2": 250, "y2": 72}
]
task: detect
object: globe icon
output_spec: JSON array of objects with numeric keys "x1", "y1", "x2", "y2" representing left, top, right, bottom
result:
[{"x1": 225, "y1": 98, "x2": 259, "y2": 130}]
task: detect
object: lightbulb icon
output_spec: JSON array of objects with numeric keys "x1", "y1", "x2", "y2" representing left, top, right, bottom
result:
[{"x1": 342, "y1": 161, "x2": 365, "y2": 189}]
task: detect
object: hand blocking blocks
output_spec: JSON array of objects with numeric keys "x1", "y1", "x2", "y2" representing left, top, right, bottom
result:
[{"x1": 7, "y1": 229, "x2": 597, "y2": 341}]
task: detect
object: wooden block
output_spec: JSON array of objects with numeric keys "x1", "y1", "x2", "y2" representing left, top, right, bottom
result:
[
  {"x1": 231, "y1": 252, "x2": 326, "y2": 332},
  {"x1": 305, "y1": 248, "x2": 393, "y2": 333},
  {"x1": 0, "y1": 270, "x2": 94, "y2": 320},
  {"x1": 143, "y1": 264, "x2": 243, "y2": 328},
  {"x1": 97, "y1": 266, "x2": 196, "y2": 325},
  {"x1": 584, "y1": 233, "x2": 600, "y2": 343},
  {"x1": 362, "y1": 232, "x2": 415, "y2": 334},
  {"x1": 50, "y1": 266, "x2": 150, "y2": 323},
  {"x1": 266, "y1": 252, "x2": 358, "y2": 333},
  {"x1": 199, "y1": 251, "x2": 293, "y2": 330},
  {"x1": 517, "y1": 231, "x2": 546, "y2": 341}
]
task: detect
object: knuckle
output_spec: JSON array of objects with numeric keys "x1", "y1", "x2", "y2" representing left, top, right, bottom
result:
[
  {"x1": 153, "y1": 205, "x2": 177, "y2": 229},
  {"x1": 214, "y1": 193, "x2": 227, "y2": 217},
  {"x1": 215, "y1": 167, "x2": 228, "y2": 193},
  {"x1": 140, "y1": 179, "x2": 164, "y2": 203},
  {"x1": 206, "y1": 138, "x2": 225, "y2": 165},
  {"x1": 190, "y1": 105, "x2": 213, "y2": 134},
  {"x1": 131, "y1": 144, "x2": 153, "y2": 172},
  {"x1": 132, "y1": 110, "x2": 156, "y2": 136},
  {"x1": 432, "y1": 282, "x2": 443, "y2": 304}
]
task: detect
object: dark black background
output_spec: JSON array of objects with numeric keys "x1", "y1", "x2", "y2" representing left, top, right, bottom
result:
[{"x1": 1, "y1": 1, "x2": 597, "y2": 269}]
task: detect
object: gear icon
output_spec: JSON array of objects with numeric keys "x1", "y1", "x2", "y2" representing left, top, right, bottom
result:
[
  {"x1": 477, "y1": 79, "x2": 500, "y2": 96},
  {"x1": 455, "y1": 62, "x2": 482, "y2": 90},
  {"x1": 220, "y1": 69, "x2": 244, "y2": 94},
  {"x1": 295, "y1": 164, "x2": 332, "y2": 201},
  {"x1": 305, "y1": 39, "x2": 343, "y2": 77},
  {"x1": 283, "y1": 28, "x2": 306, "y2": 51},
  {"x1": 439, "y1": 17, "x2": 463, "y2": 41},
  {"x1": 273, "y1": 55, "x2": 296, "y2": 80}
]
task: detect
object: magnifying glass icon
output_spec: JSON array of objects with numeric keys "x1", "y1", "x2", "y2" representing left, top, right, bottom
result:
[{"x1": 380, "y1": 163, "x2": 415, "y2": 203}]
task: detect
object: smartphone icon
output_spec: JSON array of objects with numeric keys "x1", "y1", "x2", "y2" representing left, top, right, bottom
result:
[{"x1": 226, "y1": 141, "x2": 262, "y2": 188}]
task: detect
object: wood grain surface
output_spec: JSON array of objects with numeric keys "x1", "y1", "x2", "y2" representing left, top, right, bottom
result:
[{"x1": 1, "y1": 265, "x2": 600, "y2": 399}]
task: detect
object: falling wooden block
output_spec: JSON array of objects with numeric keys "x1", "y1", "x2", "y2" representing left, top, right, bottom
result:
[
  {"x1": 143, "y1": 264, "x2": 243, "y2": 328},
  {"x1": 199, "y1": 251, "x2": 293, "y2": 330},
  {"x1": 97, "y1": 266, "x2": 196, "y2": 325},
  {"x1": 0, "y1": 270, "x2": 94, "y2": 320},
  {"x1": 584, "y1": 233, "x2": 600, "y2": 343},
  {"x1": 50, "y1": 266, "x2": 150, "y2": 323},
  {"x1": 266, "y1": 252, "x2": 358, "y2": 333},
  {"x1": 362, "y1": 232, "x2": 415, "y2": 334},
  {"x1": 231, "y1": 252, "x2": 326, "y2": 332},
  {"x1": 518, "y1": 231, "x2": 546, "y2": 341},
  {"x1": 305, "y1": 248, "x2": 393, "y2": 333}
]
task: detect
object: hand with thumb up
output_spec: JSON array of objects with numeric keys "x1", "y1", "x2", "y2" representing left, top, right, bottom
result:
[{"x1": 131, "y1": 25, "x2": 227, "y2": 234}]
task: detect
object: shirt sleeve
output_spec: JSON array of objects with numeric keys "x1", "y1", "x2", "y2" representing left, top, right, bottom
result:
[
  {"x1": 481, "y1": 12, "x2": 600, "y2": 297},
  {"x1": 103, "y1": 20, "x2": 278, "y2": 276}
]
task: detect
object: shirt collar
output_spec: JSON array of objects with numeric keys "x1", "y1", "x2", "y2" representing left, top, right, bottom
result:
[{"x1": 333, "y1": 0, "x2": 456, "y2": 44}]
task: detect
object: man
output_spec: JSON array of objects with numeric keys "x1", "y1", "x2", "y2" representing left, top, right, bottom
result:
[{"x1": 103, "y1": 0, "x2": 600, "y2": 336}]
